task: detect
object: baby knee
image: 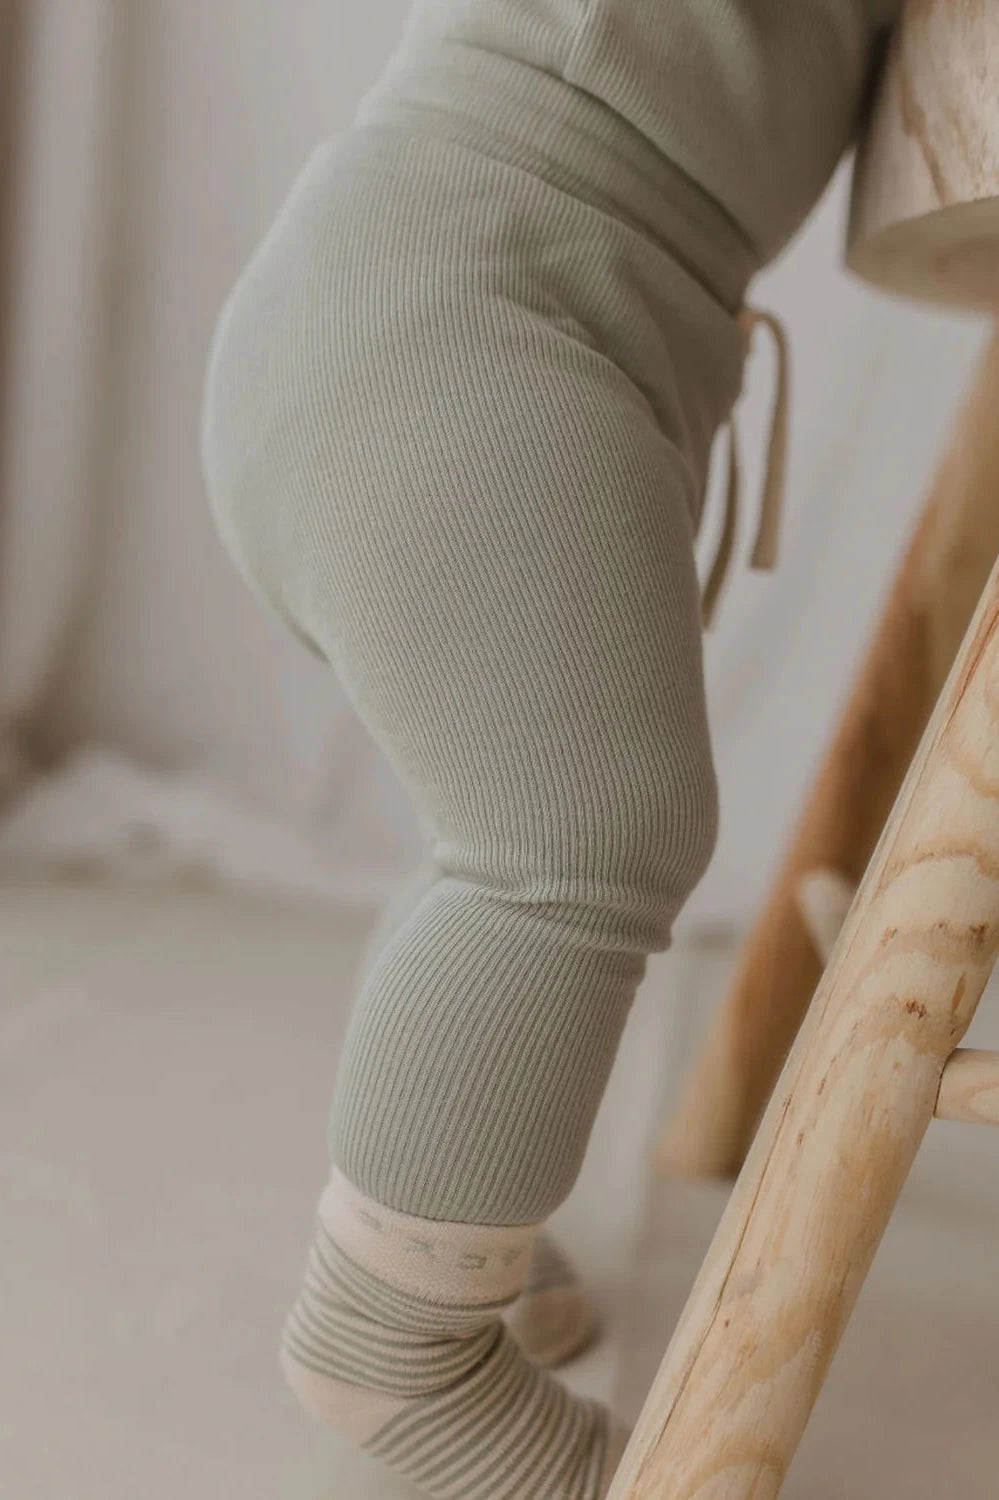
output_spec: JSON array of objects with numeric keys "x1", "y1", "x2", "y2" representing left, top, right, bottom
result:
[
  {"x1": 593, "y1": 773, "x2": 718, "y2": 951},
  {"x1": 497, "y1": 738, "x2": 719, "y2": 954},
  {"x1": 646, "y1": 737, "x2": 720, "y2": 929}
]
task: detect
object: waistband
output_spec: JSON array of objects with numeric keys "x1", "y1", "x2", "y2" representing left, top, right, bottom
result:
[
  {"x1": 353, "y1": 39, "x2": 788, "y2": 629},
  {"x1": 353, "y1": 38, "x2": 760, "y2": 318}
]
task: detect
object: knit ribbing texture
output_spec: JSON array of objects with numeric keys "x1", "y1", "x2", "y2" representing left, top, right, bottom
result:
[{"x1": 202, "y1": 2, "x2": 902, "y2": 1224}]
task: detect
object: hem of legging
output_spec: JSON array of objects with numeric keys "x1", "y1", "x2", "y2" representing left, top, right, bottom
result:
[{"x1": 318, "y1": 1163, "x2": 541, "y2": 1301}]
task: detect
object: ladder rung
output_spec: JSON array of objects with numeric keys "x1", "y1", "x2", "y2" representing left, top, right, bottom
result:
[{"x1": 936, "y1": 1049, "x2": 999, "y2": 1125}]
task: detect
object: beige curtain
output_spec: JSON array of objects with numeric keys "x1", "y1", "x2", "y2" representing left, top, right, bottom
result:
[
  {"x1": 0, "y1": 0, "x2": 426, "y2": 901},
  {"x1": 0, "y1": 0, "x2": 122, "y2": 793}
]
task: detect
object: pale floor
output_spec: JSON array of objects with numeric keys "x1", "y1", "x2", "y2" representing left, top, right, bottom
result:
[{"x1": 3, "y1": 876, "x2": 998, "y2": 1498}]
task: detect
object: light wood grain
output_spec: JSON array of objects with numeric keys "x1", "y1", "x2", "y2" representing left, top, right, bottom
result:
[
  {"x1": 658, "y1": 324, "x2": 999, "y2": 1180},
  {"x1": 936, "y1": 1048, "x2": 999, "y2": 1125},
  {"x1": 847, "y1": 0, "x2": 999, "y2": 307},
  {"x1": 612, "y1": 548, "x2": 999, "y2": 1499},
  {"x1": 779, "y1": 876, "x2": 999, "y2": 1128},
  {"x1": 795, "y1": 868, "x2": 855, "y2": 967}
]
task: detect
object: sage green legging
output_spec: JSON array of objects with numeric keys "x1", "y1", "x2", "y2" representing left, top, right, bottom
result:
[{"x1": 202, "y1": 0, "x2": 898, "y2": 1228}]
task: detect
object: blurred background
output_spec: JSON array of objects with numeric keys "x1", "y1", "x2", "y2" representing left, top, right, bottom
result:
[
  {"x1": 2, "y1": 4, "x2": 996, "y2": 1499},
  {"x1": 0, "y1": 0, "x2": 988, "y2": 923}
]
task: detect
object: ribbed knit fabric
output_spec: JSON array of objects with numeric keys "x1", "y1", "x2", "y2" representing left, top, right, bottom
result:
[
  {"x1": 201, "y1": 2, "x2": 899, "y2": 1230},
  {"x1": 201, "y1": 5, "x2": 901, "y2": 1491},
  {"x1": 203, "y1": 121, "x2": 741, "y2": 1223},
  {"x1": 362, "y1": 0, "x2": 899, "y2": 268}
]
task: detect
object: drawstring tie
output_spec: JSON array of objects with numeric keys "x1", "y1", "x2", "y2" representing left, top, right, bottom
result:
[{"x1": 701, "y1": 305, "x2": 790, "y2": 628}]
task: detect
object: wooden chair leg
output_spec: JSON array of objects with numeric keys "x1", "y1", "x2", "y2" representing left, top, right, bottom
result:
[
  {"x1": 608, "y1": 546, "x2": 999, "y2": 1499},
  {"x1": 658, "y1": 323, "x2": 999, "y2": 1179}
]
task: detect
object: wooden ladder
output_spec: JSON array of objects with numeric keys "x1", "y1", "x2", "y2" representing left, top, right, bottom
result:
[{"x1": 613, "y1": 6, "x2": 999, "y2": 1494}]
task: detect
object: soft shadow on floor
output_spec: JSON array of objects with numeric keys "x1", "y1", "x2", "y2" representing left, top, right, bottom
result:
[{"x1": 2, "y1": 874, "x2": 683, "y2": 1500}]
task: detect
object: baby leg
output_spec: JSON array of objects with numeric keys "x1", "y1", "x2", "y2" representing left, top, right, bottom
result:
[
  {"x1": 358, "y1": 856, "x2": 600, "y2": 1370},
  {"x1": 199, "y1": 1, "x2": 908, "y2": 1491},
  {"x1": 201, "y1": 124, "x2": 741, "y2": 1499}
]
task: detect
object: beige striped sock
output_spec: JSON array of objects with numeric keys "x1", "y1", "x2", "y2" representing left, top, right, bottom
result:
[
  {"x1": 503, "y1": 1231, "x2": 599, "y2": 1370},
  {"x1": 280, "y1": 1168, "x2": 628, "y2": 1499}
]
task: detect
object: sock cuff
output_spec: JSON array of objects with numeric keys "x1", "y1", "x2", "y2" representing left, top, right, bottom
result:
[{"x1": 318, "y1": 1165, "x2": 540, "y2": 1305}]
